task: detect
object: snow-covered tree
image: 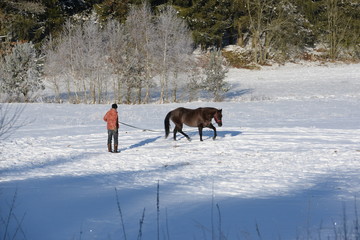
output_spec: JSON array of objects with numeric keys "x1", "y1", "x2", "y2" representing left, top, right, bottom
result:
[
  {"x1": 80, "y1": 19, "x2": 109, "y2": 104},
  {"x1": 42, "y1": 4, "x2": 195, "y2": 104},
  {"x1": 42, "y1": 35, "x2": 64, "y2": 103},
  {"x1": 44, "y1": 18, "x2": 110, "y2": 104},
  {"x1": 202, "y1": 50, "x2": 229, "y2": 102},
  {"x1": 154, "y1": 5, "x2": 193, "y2": 103},
  {"x1": 187, "y1": 63, "x2": 203, "y2": 102},
  {"x1": 0, "y1": 42, "x2": 44, "y2": 102},
  {"x1": 104, "y1": 19, "x2": 128, "y2": 103},
  {"x1": 55, "y1": 19, "x2": 82, "y2": 103},
  {"x1": 131, "y1": 2, "x2": 157, "y2": 103},
  {"x1": 123, "y1": 2, "x2": 156, "y2": 104}
]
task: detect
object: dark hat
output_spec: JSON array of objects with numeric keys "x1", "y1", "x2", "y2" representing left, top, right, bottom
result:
[{"x1": 112, "y1": 103, "x2": 118, "y2": 109}]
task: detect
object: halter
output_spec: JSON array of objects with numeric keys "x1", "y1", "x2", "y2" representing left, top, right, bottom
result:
[{"x1": 213, "y1": 113, "x2": 222, "y2": 124}]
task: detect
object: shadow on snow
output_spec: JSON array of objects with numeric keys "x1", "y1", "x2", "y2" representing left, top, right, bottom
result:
[
  {"x1": 172, "y1": 129, "x2": 242, "y2": 141},
  {"x1": 120, "y1": 136, "x2": 162, "y2": 152},
  {"x1": 0, "y1": 170, "x2": 357, "y2": 240}
]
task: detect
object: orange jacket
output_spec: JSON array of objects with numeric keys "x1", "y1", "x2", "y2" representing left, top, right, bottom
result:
[{"x1": 103, "y1": 108, "x2": 119, "y2": 130}]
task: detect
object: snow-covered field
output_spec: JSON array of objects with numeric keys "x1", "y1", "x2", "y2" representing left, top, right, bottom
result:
[{"x1": 1, "y1": 63, "x2": 359, "y2": 240}]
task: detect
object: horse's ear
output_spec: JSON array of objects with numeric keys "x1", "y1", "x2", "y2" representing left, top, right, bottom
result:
[{"x1": 219, "y1": 109, "x2": 222, "y2": 112}]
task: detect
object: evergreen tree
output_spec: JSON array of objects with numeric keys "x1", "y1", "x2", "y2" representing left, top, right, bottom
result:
[
  {"x1": 94, "y1": 0, "x2": 130, "y2": 23},
  {"x1": 0, "y1": 42, "x2": 44, "y2": 102},
  {"x1": 0, "y1": 1, "x2": 45, "y2": 44},
  {"x1": 202, "y1": 50, "x2": 229, "y2": 102},
  {"x1": 40, "y1": 0, "x2": 66, "y2": 41},
  {"x1": 187, "y1": 64, "x2": 202, "y2": 102},
  {"x1": 183, "y1": 0, "x2": 236, "y2": 49}
]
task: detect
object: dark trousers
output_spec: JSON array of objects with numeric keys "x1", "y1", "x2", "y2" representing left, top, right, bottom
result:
[{"x1": 107, "y1": 129, "x2": 118, "y2": 145}]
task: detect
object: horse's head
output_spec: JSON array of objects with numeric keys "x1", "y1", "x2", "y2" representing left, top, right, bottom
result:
[{"x1": 214, "y1": 109, "x2": 222, "y2": 127}]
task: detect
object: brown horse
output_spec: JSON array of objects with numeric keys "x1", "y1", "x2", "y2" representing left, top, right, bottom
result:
[{"x1": 164, "y1": 107, "x2": 223, "y2": 141}]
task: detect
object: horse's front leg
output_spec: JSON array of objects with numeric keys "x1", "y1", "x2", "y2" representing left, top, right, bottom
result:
[
  {"x1": 208, "y1": 123, "x2": 217, "y2": 140},
  {"x1": 198, "y1": 126, "x2": 203, "y2": 141}
]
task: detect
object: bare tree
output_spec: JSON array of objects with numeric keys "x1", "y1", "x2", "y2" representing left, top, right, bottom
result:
[
  {"x1": 245, "y1": 0, "x2": 266, "y2": 64},
  {"x1": 124, "y1": 4, "x2": 149, "y2": 104},
  {"x1": 244, "y1": 0, "x2": 309, "y2": 64},
  {"x1": 56, "y1": 19, "x2": 82, "y2": 103},
  {"x1": 80, "y1": 19, "x2": 109, "y2": 104},
  {"x1": 43, "y1": 19, "x2": 79, "y2": 103},
  {"x1": 104, "y1": 20, "x2": 128, "y2": 103},
  {"x1": 124, "y1": 2, "x2": 157, "y2": 104},
  {"x1": 43, "y1": 35, "x2": 63, "y2": 103},
  {"x1": 170, "y1": 23, "x2": 194, "y2": 102},
  {"x1": 326, "y1": 0, "x2": 352, "y2": 60},
  {"x1": 44, "y1": 18, "x2": 110, "y2": 104},
  {"x1": 42, "y1": 3, "x2": 194, "y2": 104},
  {"x1": 154, "y1": 5, "x2": 193, "y2": 103}
]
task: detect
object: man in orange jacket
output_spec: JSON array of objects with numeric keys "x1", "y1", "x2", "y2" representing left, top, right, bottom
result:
[{"x1": 103, "y1": 103, "x2": 119, "y2": 153}]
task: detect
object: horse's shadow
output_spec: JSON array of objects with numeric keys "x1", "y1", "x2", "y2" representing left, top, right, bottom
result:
[
  {"x1": 217, "y1": 130, "x2": 242, "y2": 137},
  {"x1": 120, "y1": 130, "x2": 242, "y2": 149},
  {"x1": 120, "y1": 136, "x2": 161, "y2": 152},
  {"x1": 177, "y1": 130, "x2": 242, "y2": 140}
]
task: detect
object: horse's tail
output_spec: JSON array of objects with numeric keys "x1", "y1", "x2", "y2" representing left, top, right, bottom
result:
[{"x1": 164, "y1": 111, "x2": 172, "y2": 138}]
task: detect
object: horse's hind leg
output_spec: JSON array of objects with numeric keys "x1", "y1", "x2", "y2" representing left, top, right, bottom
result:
[
  {"x1": 175, "y1": 124, "x2": 190, "y2": 141},
  {"x1": 173, "y1": 127, "x2": 178, "y2": 140},
  {"x1": 178, "y1": 129, "x2": 190, "y2": 141}
]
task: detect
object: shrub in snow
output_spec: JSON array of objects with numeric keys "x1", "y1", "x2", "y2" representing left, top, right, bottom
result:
[{"x1": 202, "y1": 50, "x2": 230, "y2": 102}]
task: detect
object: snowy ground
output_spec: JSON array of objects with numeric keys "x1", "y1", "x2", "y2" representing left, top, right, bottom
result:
[{"x1": 1, "y1": 62, "x2": 360, "y2": 240}]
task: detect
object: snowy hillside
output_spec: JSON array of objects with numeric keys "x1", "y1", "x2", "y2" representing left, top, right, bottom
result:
[{"x1": 1, "y1": 63, "x2": 360, "y2": 240}]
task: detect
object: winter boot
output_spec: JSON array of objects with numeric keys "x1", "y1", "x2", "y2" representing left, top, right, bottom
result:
[
  {"x1": 114, "y1": 144, "x2": 118, "y2": 153},
  {"x1": 108, "y1": 144, "x2": 112, "y2": 152}
]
